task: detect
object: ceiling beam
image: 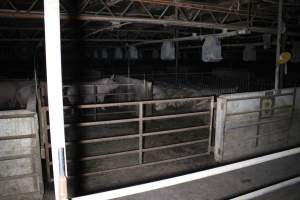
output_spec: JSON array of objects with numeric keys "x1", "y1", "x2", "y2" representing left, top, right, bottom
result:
[
  {"x1": 0, "y1": 38, "x2": 146, "y2": 42},
  {"x1": 0, "y1": 10, "x2": 278, "y2": 34}
]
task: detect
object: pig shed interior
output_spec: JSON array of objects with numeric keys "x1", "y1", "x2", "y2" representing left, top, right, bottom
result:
[{"x1": 0, "y1": 0, "x2": 300, "y2": 200}]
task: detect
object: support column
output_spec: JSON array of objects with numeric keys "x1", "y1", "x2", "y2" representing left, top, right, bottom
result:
[
  {"x1": 275, "y1": 0, "x2": 283, "y2": 90},
  {"x1": 43, "y1": 0, "x2": 68, "y2": 199}
]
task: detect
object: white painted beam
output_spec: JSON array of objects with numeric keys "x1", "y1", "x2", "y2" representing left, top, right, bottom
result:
[{"x1": 43, "y1": 0, "x2": 68, "y2": 199}]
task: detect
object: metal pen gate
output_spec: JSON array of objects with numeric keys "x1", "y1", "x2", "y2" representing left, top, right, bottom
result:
[
  {"x1": 40, "y1": 96, "x2": 214, "y2": 182},
  {"x1": 215, "y1": 88, "x2": 300, "y2": 162}
]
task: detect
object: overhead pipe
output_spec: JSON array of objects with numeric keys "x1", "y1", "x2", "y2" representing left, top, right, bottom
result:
[{"x1": 133, "y1": 29, "x2": 250, "y2": 46}]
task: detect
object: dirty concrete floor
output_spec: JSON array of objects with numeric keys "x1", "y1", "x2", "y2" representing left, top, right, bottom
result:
[
  {"x1": 44, "y1": 153, "x2": 300, "y2": 200},
  {"x1": 114, "y1": 153, "x2": 300, "y2": 200},
  {"x1": 254, "y1": 182, "x2": 300, "y2": 200},
  {"x1": 43, "y1": 155, "x2": 215, "y2": 199}
]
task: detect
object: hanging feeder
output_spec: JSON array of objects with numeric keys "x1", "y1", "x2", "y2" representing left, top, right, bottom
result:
[
  {"x1": 202, "y1": 36, "x2": 222, "y2": 62},
  {"x1": 263, "y1": 34, "x2": 271, "y2": 49},
  {"x1": 128, "y1": 46, "x2": 138, "y2": 60},
  {"x1": 243, "y1": 45, "x2": 256, "y2": 61},
  {"x1": 114, "y1": 47, "x2": 123, "y2": 60},
  {"x1": 101, "y1": 48, "x2": 108, "y2": 59},
  {"x1": 161, "y1": 40, "x2": 175, "y2": 61}
]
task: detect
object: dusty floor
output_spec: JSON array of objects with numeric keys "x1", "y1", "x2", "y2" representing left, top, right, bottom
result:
[
  {"x1": 254, "y1": 182, "x2": 300, "y2": 200},
  {"x1": 113, "y1": 153, "x2": 300, "y2": 200},
  {"x1": 43, "y1": 155, "x2": 215, "y2": 199},
  {"x1": 44, "y1": 152, "x2": 300, "y2": 200}
]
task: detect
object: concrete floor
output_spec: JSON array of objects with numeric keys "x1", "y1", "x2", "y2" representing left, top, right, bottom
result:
[
  {"x1": 44, "y1": 153, "x2": 300, "y2": 200},
  {"x1": 254, "y1": 183, "x2": 300, "y2": 200},
  {"x1": 114, "y1": 153, "x2": 300, "y2": 200}
]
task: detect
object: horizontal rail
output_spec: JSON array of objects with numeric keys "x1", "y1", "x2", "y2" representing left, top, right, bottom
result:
[
  {"x1": 63, "y1": 92, "x2": 135, "y2": 97},
  {"x1": 141, "y1": 152, "x2": 210, "y2": 167},
  {"x1": 142, "y1": 139, "x2": 208, "y2": 153},
  {"x1": 49, "y1": 150, "x2": 140, "y2": 164},
  {"x1": 62, "y1": 118, "x2": 139, "y2": 128},
  {"x1": 65, "y1": 152, "x2": 210, "y2": 179},
  {"x1": 75, "y1": 150, "x2": 139, "y2": 161},
  {"x1": 64, "y1": 110, "x2": 137, "y2": 118},
  {"x1": 143, "y1": 125, "x2": 210, "y2": 137},
  {"x1": 57, "y1": 111, "x2": 209, "y2": 129},
  {"x1": 64, "y1": 134, "x2": 139, "y2": 146},
  {"x1": 72, "y1": 147, "x2": 300, "y2": 200},
  {"x1": 42, "y1": 96, "x2": 212, "y2": 110},
  {"x1": 50, "y1": 139, "x2": 208, "y2": 163},
  {"x1": 143, "y1": 111, "x2": 210, "y2": 121},
  {"x1": 48, "y1": 125, "x2": 210, "y2": 147},
  {"x1": 63, "y1": 83, "x2": 136, "y2": 87}
]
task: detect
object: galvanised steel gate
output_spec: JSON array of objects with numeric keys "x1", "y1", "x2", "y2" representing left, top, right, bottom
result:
[{"x1": 40, "y1": 96, "x2": 214, "y2": 181}]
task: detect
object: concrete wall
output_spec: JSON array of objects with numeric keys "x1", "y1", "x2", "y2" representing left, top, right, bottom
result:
[
  {"x1": 215, "y1": 88, "x2": 300, "y2": 162},
  {"x1": 0, "y1": 110, "x2": 43, "y2": 200}
]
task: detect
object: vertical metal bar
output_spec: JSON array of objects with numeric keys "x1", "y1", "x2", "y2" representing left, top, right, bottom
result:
[
  {"x1": 127, "y1": 47, "x2": 131, "y2": 102},
  {"x1": 221, "y1": 99, "x2": 228, "y2": 160},
  {"x1": 42, "y1": 109, "x2": 52, "y2": 182},
  {"x1": 143, "y1": 75, "x2": 146, "y2": 99},
  {"x1": 174, "y1": 3, "x2": 179, "y2": 83},
  {"x1": 30, "y1": 115, "x2": 38, "y2": 193},
  {"x1": 275, "y1": 0, "x2": 283, "y2": 90},
  {"x1": 37, "y1": 92, "x2": 45, "y2": 157},
  {"x1": 139, "y1": 103, "x2": 143, "y2": 165},
  {"x1": 208, "y1": 96, "x2": 214, "y2": 153},
  {"x1": 94, "y1": 85, "x2": 97, "y2": 121},
  {"x1": 175, "y1": 36, "x2": 179, "y2": 84},
  {"x1": 43, "y1": 0, "x2": 68, "y2": 199}
]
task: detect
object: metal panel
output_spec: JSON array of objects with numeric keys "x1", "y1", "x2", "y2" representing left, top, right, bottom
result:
[
  {"x1": 0, "y1": 158, "x2": 33, "y2": 177},
  {"x1": 0, "y1": 118, "x2": 33, "y2": 136},
  {"x1": 215, "y1": 88, "x2": 300, "y2": 162},
  {"x1": 0, "y1": 177, "x2": 36, "y2": 196},
  {"x1": 0, "y1": 138, "x2": 33, "y2": 158},
  {"x1": 0, "y1": 110, "x2": 43, "y2": 200},
  {"x1": 289, "y1": 88, "x2": 300, "y2": 145}
]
